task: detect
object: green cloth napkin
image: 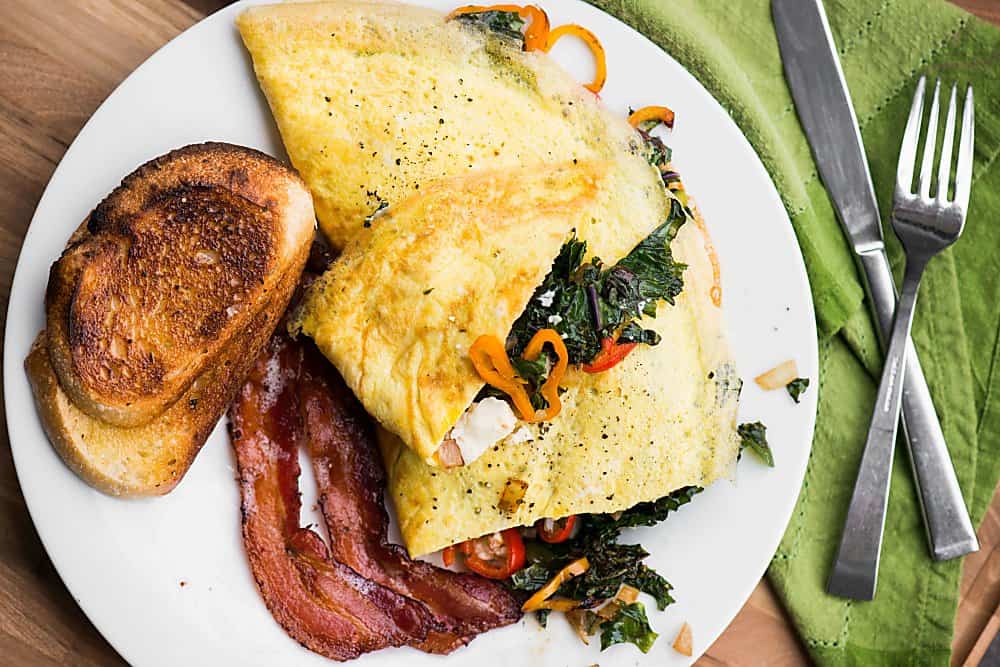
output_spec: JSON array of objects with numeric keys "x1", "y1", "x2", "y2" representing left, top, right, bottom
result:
[{"x1": 588, "y1": 0, "x2": 1000, "y2": 663}]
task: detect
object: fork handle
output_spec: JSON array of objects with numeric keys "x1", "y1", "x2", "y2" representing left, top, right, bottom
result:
[
  {"x1": 828, "y1": 259, "x2": 926, "y2": 600},
  {"x1": 858, "y1": 249, "x2": 978, "y2": 561}
]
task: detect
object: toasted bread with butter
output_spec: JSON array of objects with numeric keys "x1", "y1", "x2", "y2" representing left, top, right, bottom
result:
[
  {"x1": 28, "y1": 142, "x2": 315, "y2": 495},
  {"x1": 45, "y1": 143, "x2": 314, "y2": 427}
]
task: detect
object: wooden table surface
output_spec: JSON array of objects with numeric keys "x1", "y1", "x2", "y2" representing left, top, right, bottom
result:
[{"x1": 1, "y1": 1, "x2": 998, "y2": 665}]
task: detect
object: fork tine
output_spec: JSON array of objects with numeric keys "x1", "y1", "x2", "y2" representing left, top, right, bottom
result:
[
  {"x1": 936, "y1": 84, "x2": 958, "y2": 202},
  {"x1": 918, "y1": 80, "x2": 941, "y2": 198},
  {"x1": 954, "y1": 86, "x2": 975, "y2": 212},
  {"x1": 897, "y1": 77, "x2": 926, "y2": 196}
]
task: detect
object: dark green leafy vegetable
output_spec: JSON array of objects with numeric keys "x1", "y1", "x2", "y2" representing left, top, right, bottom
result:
[
  {"x1": 453, "y1": 10, "x2": 525, "y2": 43},
  {"x1": 509, "y1": 563, "x2": 553, "y2": 591},
  {"x1": 787, "y1": 377, "x2": 810, "y2": 404},
  {"x1": 507, "y1": 237, "x2": 599, "y2": 362},
  {"x1": 637, "y1": 128, "x2": 672, "y2": 171},
  {"x1": 510, "y1": 356, "x2": 548, "y2": 387},
  {"x1": 510, "y1": 486, "x2": 701, "y2": 618},
  {"x1": 738, "y1": 421, "x2": 774, "y2": 467},
  {"x1": 599, "y1": 602, "x2": 659, "y2": 653},
  {"x1": 535, "y1": 609, "x2": 550, "y2": 627},
  {"x1": 508, "y1": 199, "x2": 688, "y2": 365},
  {"x1": 561, "y1": 542, "x2": 649, "y2": 607},
  {"x1": 478, "y1": 355, "x2": 553, "y2": 410},
  {"x1": 630, "y1": 565, "x2": 675, "y2": 610},
  {"x1": 601, "y1": 482, "x2": 701, "y2": 531},
  {"x1": 615, "y1": 206, "x2": 686, "y2": 309},
  {"x1": 618, "y1": 321, "x2": 661, "y2": 346}
]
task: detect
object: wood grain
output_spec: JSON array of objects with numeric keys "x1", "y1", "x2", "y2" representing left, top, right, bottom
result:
[{"x1": 0, "y1": 1, "x2": 996, "y2": 666}]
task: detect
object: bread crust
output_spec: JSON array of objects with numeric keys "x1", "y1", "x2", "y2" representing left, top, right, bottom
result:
[
  {"x1": 26, "y1": 241, "x2": 311, "y2": 497},
  {"x1": 45, "y1": 142, "x2": 313, "y2": 427},
  {"x1": 27, "y1": 142, "x2": 315, "y2": 495}
]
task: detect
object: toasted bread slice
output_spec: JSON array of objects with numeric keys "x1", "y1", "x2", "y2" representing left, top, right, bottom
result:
[
  {"x1": 45, "y1": 143, "x2": 314, "y2": 427},
  {"x1": 26, "y1": 254, "x2": 308, "y2": 496}
]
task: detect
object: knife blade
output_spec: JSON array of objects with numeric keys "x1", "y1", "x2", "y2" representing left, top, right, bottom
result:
[{"x1": 772, "y1": 0, "x2": 977, "y2": 593}]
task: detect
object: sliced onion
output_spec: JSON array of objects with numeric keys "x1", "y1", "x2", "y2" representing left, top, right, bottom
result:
[
  {"x1": 672, "y1": 621, "x2": 693, "y2": 657},
  {"x1": 565, "y1": 609, "x2": 598, "y2": 645},
  {"x1": 498, "y1": 478, "x2": 529, "y2": 513},
  {"x1": 596, "y1": 599, "x2": 622, "y2": 620},
  {"x1": 754, "y1": 359, "x2": 799, "y2": 390},
  {"x1": 615, "y1": 584, "x2": 639, "y2": 604},
  {"x1": 434, "y1": 437, "x2": 465, "y2": 468}
]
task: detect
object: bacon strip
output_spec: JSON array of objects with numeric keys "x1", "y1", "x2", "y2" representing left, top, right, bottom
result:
[
  {"x1": 229, "y1": 334, "x2": 522, "y2": 660},
  {"x1": 228, "y1": 335, "x2": 441, "y2": 661},
  {"x1": 298, "y1": 345, "x2": 523, "y2": 653}
]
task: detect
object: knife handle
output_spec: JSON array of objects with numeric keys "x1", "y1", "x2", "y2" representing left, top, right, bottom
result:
[{"x1": 857, "y1": 249, "x2": 978, "y2": 560}]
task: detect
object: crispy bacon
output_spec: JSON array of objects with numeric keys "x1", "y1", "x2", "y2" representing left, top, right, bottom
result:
[
  {"x1": 229, "y1": 336, "x2": 440, "y2": 661},
  {"x1": 298, "y1": 344, "x2": 523, "y2": 653},
  {"x1": 229, "y1": 334, "x2": 522, "y2": 660}
]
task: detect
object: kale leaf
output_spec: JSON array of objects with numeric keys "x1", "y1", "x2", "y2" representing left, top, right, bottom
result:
[
  {"x1": 607, "y1": 485, "x2": 702, "y2": 530},
  {"x1": 599, "y1": 602, "x2": 659, "y2": 653},
  {"x1": 615, "y1": 201, "x2": 687, "y2": 309},
  {"x1": 508, "y1": 237, "x2": 601, "y2": 363},
  {"x1": 787, "y1": 377, "x2": 810, "y2": 404},
  {"x1": 561, "y1": 542, "x2": 650, "y2": 607},
  {"x1": 738, "y1": 421, "x2": 774, "y2": 467},
  {"x1": 629, "y1": 565, "x2": 675, "y2": 611},
  {"x1": 583, "y1": 485, "x2": 702, "y2": 544},
  {"x1": 510, "y1": 356, "x2": 550, "y2": 409},
  {"x1": 453, "y1": 10, "x2": 526, "y2": 44},
  {"x1": 618, "y1": 321, "x2": 661, "y2": 346},
  {"x1": 637, "y1": 128, "x2": 672, "y2": 171},
  {"x1": 511, "y1": 486, "x2": 700, "y2": 616},
  {"x1": 509, "y1": 563, "x2": 552, "y2": 591},
  {"x1": 507, "y1": 200, "x2": 688, "y2": 365}
]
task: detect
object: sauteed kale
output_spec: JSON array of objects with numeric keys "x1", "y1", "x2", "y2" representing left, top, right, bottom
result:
[
  {"x1": 738, "y1": 421, "x2": 774, "y2": 467},
  {"x1": 786, "y1": 377, "x2": 810, "y2": 403},
  {"x1": 508, "y1": 197, "x2": 688, "y2": 365},
  {"x1": 454, "y1": 10, "x2": 526, "y2": 44},
  {"x1": 510, "y1": 487, "x2": 702, "y2": 651}
]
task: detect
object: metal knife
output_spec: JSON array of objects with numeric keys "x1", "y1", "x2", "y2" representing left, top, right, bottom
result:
[{"x1": 772, "y1": 0, "x2": 977, "y2": 593}]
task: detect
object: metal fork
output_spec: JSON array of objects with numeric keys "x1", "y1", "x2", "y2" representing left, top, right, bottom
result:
[{"x1": 828, "y1": 77, "x2": 975, "y2": 601}]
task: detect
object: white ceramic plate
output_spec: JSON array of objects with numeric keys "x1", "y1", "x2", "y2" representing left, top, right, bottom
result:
[{"x1": 4, "y1": 1, "x2": 818, "y2": 665}]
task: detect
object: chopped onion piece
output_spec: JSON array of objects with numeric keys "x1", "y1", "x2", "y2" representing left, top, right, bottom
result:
[
  {"x1": 672, "y1": 622, "x2": 693, "y2": 657},
  {"x1": 498, "y1": 478, "x2": 528, "y2": 513},
  {"x1": 566, "y1": 609, "x2": 598, "y2": 645},
  {"x1": 596, "y1": 600, "x2": 622, "y2": 620},
  {"x1": 434, "y1": 438, "x2": 465, "y2": 468},
  {"x1": 615, "y1": 584, "x2": 640, "y2": 604},
  {"x1": 754, "y1": 359, "x2": 799, "y2": 390}
]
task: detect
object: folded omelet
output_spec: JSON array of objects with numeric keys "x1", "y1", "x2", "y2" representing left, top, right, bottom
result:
[
  {"x1": 382, "y1": 212, "x2": 740, "y2": 555},
  {"x1": 241, "y1": 0, "x2": 741, "y2": 555},
  {"x1": 293, "y1": 161, "x2": 609, "y2": 462},
  {"x1": 237, "y1": 0, "x2": 661, "y2": 251}
]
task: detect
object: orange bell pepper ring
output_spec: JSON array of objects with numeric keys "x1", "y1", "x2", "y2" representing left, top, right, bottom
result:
[
  {"x1": 468, "y1": 328, "x2": 568, "y2": 422},
  {"x1": 521, "y1": 328, "x2": 568, "y2": 420},
  {"x1": 628, "y1": 105, "x2": 676, "y2": 129},
  {"x1": 544, "y1": 24, "x2": 607, "y2": 94},
  {"x1": 468, "y1": 334, "x2": 536, "y2": 420},
  {"x1": 446, "y1": 5, "x2": 605, "y2": 93}
]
